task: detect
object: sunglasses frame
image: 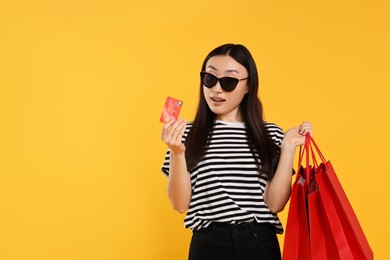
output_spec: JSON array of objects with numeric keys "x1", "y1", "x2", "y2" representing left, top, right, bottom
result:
[{"x1": 200, "y1": 72, "x2": 248, "y2": 92}]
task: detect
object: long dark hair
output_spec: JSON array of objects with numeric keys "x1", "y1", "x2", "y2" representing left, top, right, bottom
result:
[{"x1": 185, "y1": 44, "x2": 280, "y2": 179}]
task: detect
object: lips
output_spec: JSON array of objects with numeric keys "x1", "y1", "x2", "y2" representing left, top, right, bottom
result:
[
  {"x1": 210, "y1": 96, "x2": 225, "y2": 107},
  {"x1": 211, "y1": 97, "x2": 226, "y2": 102}
]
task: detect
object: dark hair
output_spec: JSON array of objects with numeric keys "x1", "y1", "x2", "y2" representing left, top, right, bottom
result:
[{"x1": 185, "y1": 43, "x2": 280, "y2": 179}]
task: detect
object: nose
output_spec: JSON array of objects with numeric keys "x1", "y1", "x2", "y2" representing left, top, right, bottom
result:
[{"x1": 212, "y1": 80, "x2": 223, "y2": 93}]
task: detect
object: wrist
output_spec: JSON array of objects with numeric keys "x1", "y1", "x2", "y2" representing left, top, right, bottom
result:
[
  {"x1": 281, "y1": 140, "x2": 297, "y2": 154},
  {"x1": 170, "y1": 149, "x2": 186, "y2": 157}
]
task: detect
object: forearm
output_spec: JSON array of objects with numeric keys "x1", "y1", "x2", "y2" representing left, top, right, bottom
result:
[
  {"x1": 167, "y1": 151, "x2": 192, "y2": 213},
  {"x1": 265, "y1": 143, "x2": 296, "y2": 213}
]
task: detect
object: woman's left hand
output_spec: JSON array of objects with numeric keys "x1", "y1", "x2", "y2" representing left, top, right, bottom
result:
[{"x1": 282, "y1": 121, "x2": 313, "y2": 151}]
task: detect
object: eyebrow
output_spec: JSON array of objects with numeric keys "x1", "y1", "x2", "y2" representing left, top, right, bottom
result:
[{"x1": 206, "y1": 65, "x2": 240, "y2": 74}]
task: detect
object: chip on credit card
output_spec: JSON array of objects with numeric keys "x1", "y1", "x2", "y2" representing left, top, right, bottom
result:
[{"x1": 159, "y1": 96, "x2": 183, "y2": 123}]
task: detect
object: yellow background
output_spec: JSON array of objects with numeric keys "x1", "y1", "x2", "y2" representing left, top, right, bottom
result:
[{"x1": 0, "y1": 0, "x2": 388, "y2": 259}]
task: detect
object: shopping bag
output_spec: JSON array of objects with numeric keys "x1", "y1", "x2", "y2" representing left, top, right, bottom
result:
[
  {"x1": 307, "y1": 143, "x2": 340, "y2": 260},
  {"x1": 308, "y1": 186, "x2": 340, "y2": 260},
  {"x1": 310, "y1": 135, "x2": 373, "y2": 260},
  {"x1": 283, "y1": 147, "x2": 311, "y2": 260},
  {"x1": 283, "y1": 134, "x2": 373, "y2": 260}
]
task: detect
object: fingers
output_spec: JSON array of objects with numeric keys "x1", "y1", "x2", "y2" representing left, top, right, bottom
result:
[
  {"x1": 298, "y1": 121, "x2": 313, "y2": 136},
  {"x1": 161, "y1": 118, "x2": 187, "y2": 146},
  {"x1": 170, "y1": 118, "x2": 186, "y2": 143},
  {"x1": 161, "y1": 117, "x2": 176, "y2": 140}
]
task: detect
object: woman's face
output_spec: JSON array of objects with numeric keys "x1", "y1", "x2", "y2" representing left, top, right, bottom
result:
[{"x1": 203, "y1": 55, "x2": 249, "y2": 122}]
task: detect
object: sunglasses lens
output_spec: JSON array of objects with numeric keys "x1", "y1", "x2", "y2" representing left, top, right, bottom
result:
[
  {"x1": 220, "y1": 78, "x2": 238, "y2": 92},
  {"x1": 201, "y1": 73, "x2": 217, "y2": 88},
  {"x1": 200, "y1": 72, "x2": 240, "y2": 92}
]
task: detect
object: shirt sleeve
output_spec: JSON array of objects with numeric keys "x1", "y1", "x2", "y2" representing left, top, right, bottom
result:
[
  {"x1": 265, "y1": 122, "x2": 284, "y2": 147},
  {"x1": 161, "y1": 149, "x2": 171, "y2": 176}
]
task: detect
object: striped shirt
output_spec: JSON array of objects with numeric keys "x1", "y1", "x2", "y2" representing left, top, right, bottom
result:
[{"x1": 161, "y1": 120, "x2": 285, "y2": 234}]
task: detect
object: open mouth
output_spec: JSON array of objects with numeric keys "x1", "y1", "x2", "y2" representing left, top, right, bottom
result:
[{"x1": 211, "y1": 97, "x2": 225, "y2": 102}]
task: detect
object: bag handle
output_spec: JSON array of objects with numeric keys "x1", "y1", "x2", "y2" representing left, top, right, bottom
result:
[
  {"x1": 296, "y1": 139, "x2": 306, "y2": 182},
  {"x1": 305, "y1": 134, "x2": 311, "y2": 177},
  {"x1": 309, "y1": 138, "x2": 319, "y2": 168},
  {"x1": 296, "y1": 134, "x2": 327, "y2": 182},
  {"x1": 306, "y1": 134, "x2": 327, "y2": 164},
  {"x1": 296, "y1": 134, "x2": 311, "y2": 183}
]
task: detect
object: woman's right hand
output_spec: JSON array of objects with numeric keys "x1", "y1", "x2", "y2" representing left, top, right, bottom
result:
[{"x1": 161, "y1": 118, "x2": 187, "y2": 154}]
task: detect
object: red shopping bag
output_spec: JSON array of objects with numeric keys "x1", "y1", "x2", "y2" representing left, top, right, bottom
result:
[
  {"x1": 307, "y1": 144, "x2": 340, "y2": 260},
  {"x1": 310, "y1": 135, "x2": 373, "y2": 260},
  {"x1": 283, "y1": 134, "x2": 373, "y2": 260},
  {"x1": 308, "y1": 186, "x2": 340, "y2": 260},
  {"x1": 283, "y1": 148, "x2": 311, "y2": 260}
]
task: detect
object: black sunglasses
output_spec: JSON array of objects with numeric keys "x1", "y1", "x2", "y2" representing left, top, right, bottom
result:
[{"x1": 200, "y1": 72, "x2": 248, "y2": 92}]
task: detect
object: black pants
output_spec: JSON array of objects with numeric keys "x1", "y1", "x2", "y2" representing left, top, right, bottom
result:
[{"x1": 188, "y1": 222, "x2": 281, "y2": 260}]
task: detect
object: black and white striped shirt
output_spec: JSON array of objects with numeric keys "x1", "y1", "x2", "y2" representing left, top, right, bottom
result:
[{"x1": 161, "y1": 120, "x2": 285, "y2": 233}]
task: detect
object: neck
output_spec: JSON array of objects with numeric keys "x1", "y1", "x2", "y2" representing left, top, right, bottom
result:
[{"x1": 216, "y1": 110, "x2": 244, "y2": 123}]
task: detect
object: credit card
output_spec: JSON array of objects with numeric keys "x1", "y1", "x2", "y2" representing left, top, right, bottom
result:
[{"x1": 159, "y1": 96, "x2": 183, "y2": 123}]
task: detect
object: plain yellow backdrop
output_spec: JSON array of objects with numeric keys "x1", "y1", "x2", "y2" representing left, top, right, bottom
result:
[{"x1": 0, "y1": 0, "x2": 388, "y2": 259}]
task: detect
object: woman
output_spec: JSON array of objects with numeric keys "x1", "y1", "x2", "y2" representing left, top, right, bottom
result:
[{"x1": 161, "y1": 43, "x2": 312, "y2": 260}]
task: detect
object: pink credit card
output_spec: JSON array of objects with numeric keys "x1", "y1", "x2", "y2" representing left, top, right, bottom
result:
[{"x1": 159, "y1": 96, "x2": 183, "y2": 123}]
